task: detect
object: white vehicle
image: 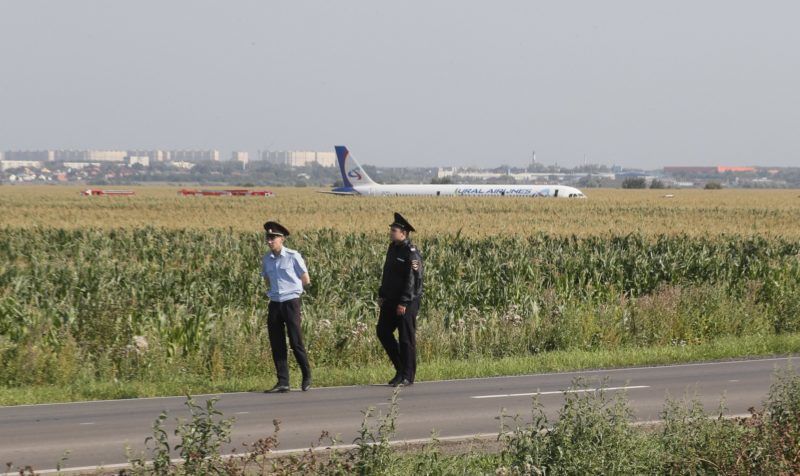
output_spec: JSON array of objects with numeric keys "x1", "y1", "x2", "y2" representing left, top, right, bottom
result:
[{"x1": 324, "y1": 146, "x2": 586, "y2": 198}]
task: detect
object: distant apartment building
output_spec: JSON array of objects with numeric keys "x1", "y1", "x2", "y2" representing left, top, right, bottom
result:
[
  {"x1": 126, "y1": 156, "x2": 150, "y2": 167},
  {"x1": 127, "y1": 150, "x2": 166, "y2": 162},
  {"x1": 3, "y1": 150, "x2": 55, "y2": 161},
  {"x1": 168, "y1": 150, "x2": 220, "y2": 162},
  {"x1": 260, "y1": 150, "x2": 336, "y2": 167},
  {"x1": 231, "y1": 151, "x2": 249, "y2": 165},
  {"x1": 52, "y1": 150, "x2": 126, "y2": 162},
  {"x1": 53, "y1": 150, "x2": 89, "y2": 161},
  {"x1": 0, "y1": 160, "x2": 43, "y2": 171},
  {"x1": 90, "y1": 150, "x2": 127, "y2": 162}
]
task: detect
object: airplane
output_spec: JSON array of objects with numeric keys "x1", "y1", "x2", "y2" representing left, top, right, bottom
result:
[{"x1": 323, "y1": 146, "x2": 586, "y2": 198}]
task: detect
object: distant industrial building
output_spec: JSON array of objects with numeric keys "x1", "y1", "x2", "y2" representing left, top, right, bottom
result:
[
  {"x1": 260, "y1": 150, "x2": 336, "y2": 167},
  {"x1": 664, "y1": 166, "x2": 757, "y2": 174},
  {"x1": 614, "y1": 170, "x2": 651, "y2": 179},
  {"x1": 718, "y1": 166, "x2": 757, "y2": 173},
  {"x1": 437, "y1": 167, "x2": 615, "y2": 182}
]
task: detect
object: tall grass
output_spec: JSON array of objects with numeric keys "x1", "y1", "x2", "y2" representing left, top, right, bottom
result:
[{"x1": 1, "y1": 227, "x2": 798, "y2": 390}]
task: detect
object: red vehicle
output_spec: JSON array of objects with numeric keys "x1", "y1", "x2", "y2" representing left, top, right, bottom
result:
[{"x1": 81, "y1": 189, "x2": 135, "y2": 196}]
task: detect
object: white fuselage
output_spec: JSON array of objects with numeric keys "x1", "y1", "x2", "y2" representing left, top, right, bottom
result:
[
  {"x1": 331, "y1": 145, "x2": 587, "y2": 198},
  {"x1": 350, "y1": 184, "x2": 585, "y2": 198}
]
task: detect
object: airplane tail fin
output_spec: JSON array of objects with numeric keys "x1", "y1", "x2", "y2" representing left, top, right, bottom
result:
[{"x1": 335, "y1": 146, "x2": 377, "y2": 188}]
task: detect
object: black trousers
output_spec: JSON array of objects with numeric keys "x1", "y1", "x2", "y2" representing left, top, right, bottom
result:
[
  {"x1": 376, "y1": 298, "x2": 420, "y2": 382},
  {"x1": 267, "y1": 298, "x2": 311, "y2": 385}
]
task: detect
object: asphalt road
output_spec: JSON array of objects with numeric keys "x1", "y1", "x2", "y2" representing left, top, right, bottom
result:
[{"x1": 1, "y1": 356, "x2": 796, "y2": 473}]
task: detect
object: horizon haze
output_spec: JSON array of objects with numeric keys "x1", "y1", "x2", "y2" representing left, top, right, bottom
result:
[{"x1": 1, "y1": 1, "x2": 799, "y2": 168}]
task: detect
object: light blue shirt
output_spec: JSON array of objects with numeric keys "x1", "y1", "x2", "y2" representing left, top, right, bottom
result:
[{"x1": 261, "y1": 246, "x2": 308, "y2": 302}]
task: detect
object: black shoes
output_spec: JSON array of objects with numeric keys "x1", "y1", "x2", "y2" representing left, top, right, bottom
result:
[
  {"x1": 388, "y1": 373, "x2": 402, "y2": 386},
  {"x1": 388, "y1": 372, "x2": 413, "y2": 387},
  {"x1": 265, "y1": 379, "x2": 311, "y2": 393},
  {"x1": 264, "y1": 383, "x2": 290, "y2": 393}
]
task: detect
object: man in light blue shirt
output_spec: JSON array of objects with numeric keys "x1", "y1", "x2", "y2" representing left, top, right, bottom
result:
[{"x1": 261, "y1": 220, "x2": 312, "y2": 393}]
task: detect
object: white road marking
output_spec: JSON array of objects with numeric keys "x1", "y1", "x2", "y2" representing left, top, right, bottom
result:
[
  {"x1": 1, "y1": 356, "x2": 792, "y2": 409},
  {"x1": 729, "y1": 379, "x2": 740, "y2": 383},
  {"x1": 78, "y1": 422, "x2": 95, "y2": 425},
  {"x1": 471, "y1": 385, "x2": 650, "y2": 399},
  {"x1": 13, "y1": 416, "x2": 757, "y2": 476},
  {"x1": 0, "y1": 432, "x2": 500, "y2": 476},
  {"x1": 235, "y1": 411, "x2": 249, "y2": 415}
]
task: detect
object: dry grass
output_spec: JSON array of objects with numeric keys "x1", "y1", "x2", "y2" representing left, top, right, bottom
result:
[{"x1": 1, "y1": 186, "x2": 799, "y2": 237}]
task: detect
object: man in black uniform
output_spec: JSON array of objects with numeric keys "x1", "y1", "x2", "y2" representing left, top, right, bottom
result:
[{"x1": 377, "y1": 212, "x2": 424, "y2": 387}]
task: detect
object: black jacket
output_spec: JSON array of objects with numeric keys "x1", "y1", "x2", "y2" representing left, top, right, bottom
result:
[{"x1": 379, "y1": 239, "x2": 424, "y2": 305}]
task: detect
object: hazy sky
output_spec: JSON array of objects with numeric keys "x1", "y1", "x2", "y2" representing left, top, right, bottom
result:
[{"x1": 1, "y1": 1, "x2": 798, "y2": 168}]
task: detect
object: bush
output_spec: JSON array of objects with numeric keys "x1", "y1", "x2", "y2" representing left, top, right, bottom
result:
[
  {"x1": 127, "y1": 395, "x2": 233, "y2": 475},
  {"x1": 705, "y1": 181, "x2": 723, "y2": 189},
  {"x1": 659, "y1": 397, "x2": 747, "y2": 473},
  {"x1": 622, "y1": 177, "x2": 647, "y2": 189},
  {"x1": 500, "y1": 380, "x2": 658, "y2": 474}
]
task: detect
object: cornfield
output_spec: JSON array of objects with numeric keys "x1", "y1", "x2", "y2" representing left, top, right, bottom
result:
[
  {"x1": 1, "y1": 186, "x2": 800, "y2": 237},
  {"x1": 1, "y1": 224, "x2": 798, "y2": 386}
]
